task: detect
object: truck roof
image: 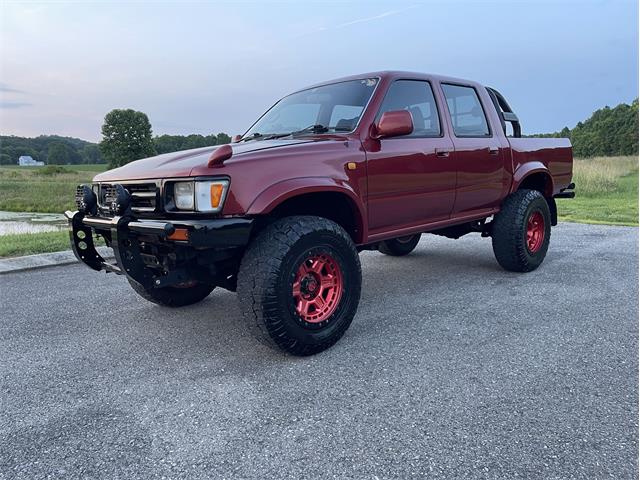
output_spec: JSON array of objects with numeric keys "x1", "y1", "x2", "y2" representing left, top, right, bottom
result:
[{"x1": 301, "y1": 70, "x2": 485, "y2": 92}]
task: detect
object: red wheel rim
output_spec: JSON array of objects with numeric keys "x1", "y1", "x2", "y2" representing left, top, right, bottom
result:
[
  {"x1": 526, "y1": 211, "x2": 545, "y2": 253},
  {"x1": 292, "y1": 253, "x2": 343, "y2": 324}
]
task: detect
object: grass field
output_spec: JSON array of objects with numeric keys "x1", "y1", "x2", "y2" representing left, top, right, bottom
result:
[
  {"x1": 558, "y1": 156, "x2": 638, "y2": 226},
  {"x1": 0, "y1": 164, "x2": 107, "y2": 213},
  {"x1": 0, "y1": 157, "x2": 637, "y2": 257},
  {"x1": 0, "y1": 230, "x2": 105, "y2": 258},
  {"x1": 0, "y1": 230, "x2": 71, "y2": 257},
  {"x1": 0, "y1": 164, "x2": 106, "y2": 172}
]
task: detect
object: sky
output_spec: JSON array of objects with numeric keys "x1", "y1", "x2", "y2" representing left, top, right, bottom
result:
[{"x1": 0, "y1": 0, "x2": 638, "y2": 142}]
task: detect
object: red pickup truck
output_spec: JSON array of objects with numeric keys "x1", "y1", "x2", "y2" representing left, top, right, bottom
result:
[{"x1": 67, "y1": 71, "x2": 574, "y2": 355}]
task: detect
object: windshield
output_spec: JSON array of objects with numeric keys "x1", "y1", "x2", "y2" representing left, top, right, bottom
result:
[{"x1": 244, "y1": 78, "x2": 378, "y2": 139}]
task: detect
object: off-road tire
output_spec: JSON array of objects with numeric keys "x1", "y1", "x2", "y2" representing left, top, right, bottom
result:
[
  {"x1": 237, "y1": 216, "x2": 362, "y2": 356},
  {"x1": 492, "y1": 189, "x2": 551, "y2": 272},
  {"x1": 128, "y1": 279, "x2": 215, "y2": 307},
  {"x1": 378, "y1": 233, "x2": 422, "y2": 256}
]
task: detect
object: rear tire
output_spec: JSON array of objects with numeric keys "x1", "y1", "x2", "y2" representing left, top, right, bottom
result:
[
  {"x1": 491, "y1": 189, "x2": 551, "y2": 272},
  {"x1": 128, "y1": 279, "x2": 215, "y2": 307},
  {"x1": 237, "y1": 216, "x2": 361, "y2": 356},
  {"x1": 378, "y1": 233, "x2": 422, "y2": 256}
]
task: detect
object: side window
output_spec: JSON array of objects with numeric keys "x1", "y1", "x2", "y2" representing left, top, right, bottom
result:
[
  {"x1": 375, "y1": 80, "x2": 441, "y2": 137},
  {"x1": 441, "y1": 84, "x2": 490, "y2": 137}
]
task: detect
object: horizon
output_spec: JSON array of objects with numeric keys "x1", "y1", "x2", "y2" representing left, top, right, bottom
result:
[
  {"x1": 1, "y1": 0, "x2": 638, "y2": 143},
  {"x1": 1, "y1": 94, "x2": 638, "y2": 144}
]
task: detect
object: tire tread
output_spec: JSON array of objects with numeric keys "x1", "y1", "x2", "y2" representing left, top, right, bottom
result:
[
  {"x1": 237, "y1": 216, "x2": 361, "y2": 355},
  {"x1": 491, "y1": 189, "x2": 550, "y2": 272}
]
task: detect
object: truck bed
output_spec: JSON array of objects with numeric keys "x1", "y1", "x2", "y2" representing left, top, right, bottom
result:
[{"x1": 508, "y1": 137, "x2": 573, "y2": 195}]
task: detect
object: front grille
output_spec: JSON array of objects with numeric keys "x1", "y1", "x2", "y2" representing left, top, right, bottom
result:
[{"x1": 97, "y1": 182, "x2": 158, "y2": 215}]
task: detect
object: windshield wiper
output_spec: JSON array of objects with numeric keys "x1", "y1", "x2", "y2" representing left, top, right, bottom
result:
[
  {"x1": 290, "y1": 124, "x2": 329, "y2": 136},
  {"x1": 262, "y1": 133, "x2": 296, "y2": 140},
  {"x1": 240, "y1": 132, "x2": 291, "y2": 142},
  {"x1": 238, "y1": 132, "x2": 264, "y2": 142},
  {"x1": 239, "y1": 125, "x2": 330, "y2": 142}
]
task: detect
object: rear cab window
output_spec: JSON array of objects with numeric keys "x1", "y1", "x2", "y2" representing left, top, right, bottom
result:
[
  {"x1": 441, "y1": 84, "x2": 490, "y2": 137},
  {"x1": 375, "y1": 80, "x2": 441, "y2": 137}
]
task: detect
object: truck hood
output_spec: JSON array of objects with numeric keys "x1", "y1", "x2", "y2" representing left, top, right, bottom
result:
[{"x1": 94, "y1": 138, "x2": 319, "y2": 182}]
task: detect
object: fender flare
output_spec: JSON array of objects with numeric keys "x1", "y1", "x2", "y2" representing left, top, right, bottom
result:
[
  {"x1": 511, "y1": 161, "x2": 554, "y2": 196},
  {"x1": 246, "y1": 177, "x2": 367, "y2": 242}
]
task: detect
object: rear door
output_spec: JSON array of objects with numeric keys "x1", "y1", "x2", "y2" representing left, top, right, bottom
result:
[
  {"x1": 440, "y1": 83, "x2": 509, "y2": 216},
  {"x1": 366, "y1": 79, "x2": 456, "y2": 233}
]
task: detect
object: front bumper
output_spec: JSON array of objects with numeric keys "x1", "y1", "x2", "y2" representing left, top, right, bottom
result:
[{"x1": 65, "y1": 210, "x2": 252, "y2": 288}]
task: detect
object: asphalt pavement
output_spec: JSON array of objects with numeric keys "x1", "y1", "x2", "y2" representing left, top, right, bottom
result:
[{"x1": 0, "y1": 222, "x2": 637, "y2": 479}]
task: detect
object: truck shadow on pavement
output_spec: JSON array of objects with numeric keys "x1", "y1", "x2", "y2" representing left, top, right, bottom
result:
[{"x1": 127, "y1": 243, "x2": 534, "y2": 367}]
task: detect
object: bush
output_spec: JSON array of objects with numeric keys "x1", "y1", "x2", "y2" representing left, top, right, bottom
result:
[{"x1": 32, "y1": 165, "x2": 74, "y2": 175}]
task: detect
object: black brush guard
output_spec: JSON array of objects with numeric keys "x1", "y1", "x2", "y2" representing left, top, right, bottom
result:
[{"x1": 65, "y1": 210, "x2": 252, "y2": 289}]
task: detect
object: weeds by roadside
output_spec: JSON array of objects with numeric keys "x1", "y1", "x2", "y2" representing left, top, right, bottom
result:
[
  {"x1": 557, "y1": 156, "x2": 638, "y2": 226},
  {"x1": 0, "y1": 164, "x2": 105, "y2": 213},
  {"x1": 0, "y1": 231, "x2": 71, "y2": 257},
  {"x1": 571, "y1": 156, "x2": 638, "y2": 196}
]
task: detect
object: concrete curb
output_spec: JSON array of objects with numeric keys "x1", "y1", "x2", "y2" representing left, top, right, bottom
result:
[{"x1": 0, "y1": 247, "x2": 114, "y2": 274}]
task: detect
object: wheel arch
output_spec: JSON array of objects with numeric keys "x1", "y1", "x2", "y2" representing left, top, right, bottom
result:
[
  {"x1": 512, "y1": 163, "x2": 554, "y2": 197},
  {"x1": 511, "y1": 164, "x2": 557, "y2": 225},
  {"x1": 246, "y1": 178, "x2": 367, "y2": 243}
]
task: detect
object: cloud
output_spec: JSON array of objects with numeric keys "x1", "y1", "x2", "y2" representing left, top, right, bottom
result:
[
  {"x1": 298, "y1": 5, "x2": 420, "y2": 37},
  {"x1": 0, "y1": 101, "x2": 32, "y2": 109},
  {"x1": 0, "y1": 83, "x2": 30, "y2": 108},
  {"x1": 0, "y1": 83, "x2": 26, "y2": 94}
]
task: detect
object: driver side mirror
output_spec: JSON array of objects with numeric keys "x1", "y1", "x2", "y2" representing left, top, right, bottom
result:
[
  {"x1": 232, "y1": 134, "x2": 243, "y2": 143},
  {"x1": 373, "y1": 110, "x2": 413, "y2": 139}
]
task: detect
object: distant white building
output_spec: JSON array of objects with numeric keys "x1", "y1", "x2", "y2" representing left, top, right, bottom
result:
[{"x1": 18, "y1": 156, "x2": 44, "y2": 166}]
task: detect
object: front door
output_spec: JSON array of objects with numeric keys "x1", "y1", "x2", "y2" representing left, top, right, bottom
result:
[{"x1": 366, "y1": 79, "x2": 456, "y2": 234}]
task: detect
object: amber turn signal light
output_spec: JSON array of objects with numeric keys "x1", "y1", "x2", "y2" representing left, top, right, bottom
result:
[
  {"x1": 210, "y1": 183, "x2": 224, "y2": 208},
  {"x1": 167, "y1": 228, "x2": 189, "y2": 241}
]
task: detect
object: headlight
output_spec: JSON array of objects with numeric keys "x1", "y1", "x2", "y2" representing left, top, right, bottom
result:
[
  {"x1": 172, "y1": 180, "x2": 229, "y2": 213},
  {"x1": 174, "y1": 182, "x2": 195, "y2": 210}
]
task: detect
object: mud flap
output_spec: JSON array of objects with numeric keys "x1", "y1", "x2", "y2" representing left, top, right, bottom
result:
[{"x1": 546, "y1": 197, "x2": 558, "y2": 226}]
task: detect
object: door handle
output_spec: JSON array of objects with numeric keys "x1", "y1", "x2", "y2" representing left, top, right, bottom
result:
[
  {"x1": 488, "y1": 147, "x2": 499, "y2": 155},
  {"x1": 435, "y1": 148, "x2": 450, "y2": 157}
]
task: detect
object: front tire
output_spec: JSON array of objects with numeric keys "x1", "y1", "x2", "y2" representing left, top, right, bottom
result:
[
  {"x1": 128, "y1": 279, "x2": 215, "y2": 307},
  {"x1": 237, "y1": 216, "x2": 362, "y2": 356},
  {"x1": 378, "y1": 233, "x2": 422, "y2": 256},
  {"x1": 491, "y1": 189, "x2": 551, "y2": 272}
]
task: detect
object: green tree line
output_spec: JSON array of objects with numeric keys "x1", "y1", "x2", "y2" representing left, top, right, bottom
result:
[
  {"x1": 154, "y1": 133, "x2": 232, "y2": 154},
  {"x1": 529, "y1": 98, "x2": 638, "y2": 157},
  {"x1": 0, "y1": 128, "x2": 232, "y2": 167},
  {"x1": 0, "y1": 135, "x2": 101, "y2": 165},
  {"x1": 0, "y1": 109, "x2": 232, "y2": 167}
]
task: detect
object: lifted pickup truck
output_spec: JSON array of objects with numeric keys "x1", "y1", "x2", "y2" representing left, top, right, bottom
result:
[{"x1": 68, "y1": 71, "x2": 574, "y2": 355}]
